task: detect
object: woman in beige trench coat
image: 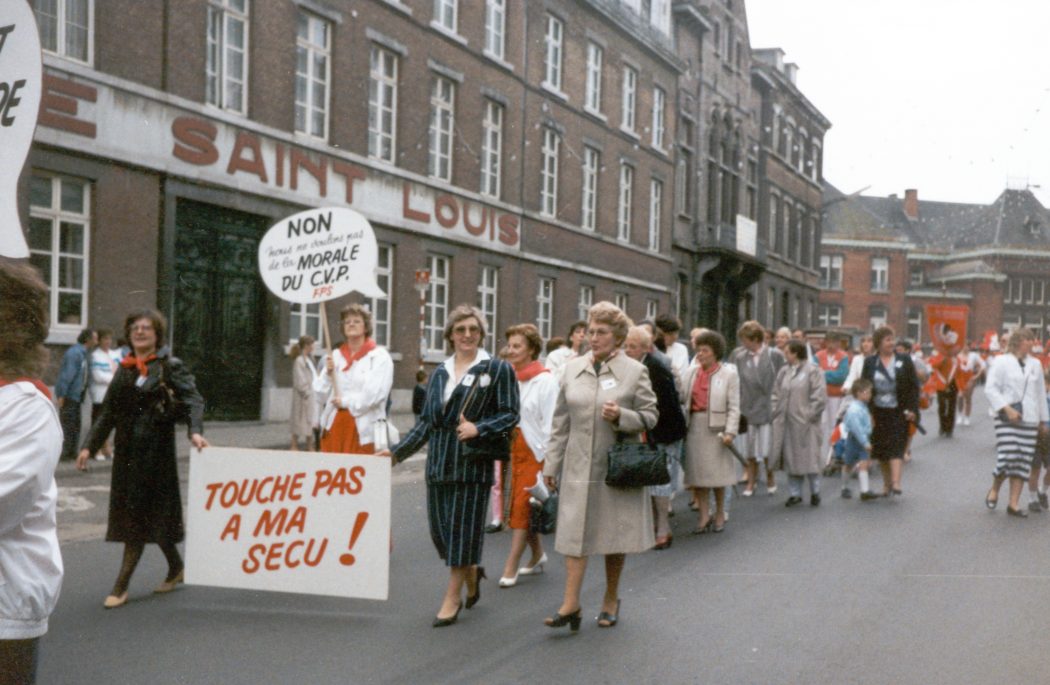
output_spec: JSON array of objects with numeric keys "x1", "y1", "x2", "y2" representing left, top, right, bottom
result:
[
  {"x1": 542, "y1": 302, "x2": 658, "y2": 632},
  {"x1": 771, "y1": 339, "x2": 828, "y2": 507}
]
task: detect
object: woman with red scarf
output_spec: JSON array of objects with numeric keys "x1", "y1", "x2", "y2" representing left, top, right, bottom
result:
[
  {"x1": 497, "y1": 324, "x2": 558, "y2": 588},
  {"x1": 77, "y1": 309, "x2": 207, "y2": 608},
  {"x1": 314, "y1": 304, "x2": 393, "y2": 454}
]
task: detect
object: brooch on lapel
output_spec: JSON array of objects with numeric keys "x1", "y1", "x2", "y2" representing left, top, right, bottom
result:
[{"x1": 479, "y1": 373, "x2": 492, "y2": 388}]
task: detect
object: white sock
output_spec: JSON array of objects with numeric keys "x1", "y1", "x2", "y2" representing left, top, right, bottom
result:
[
  {"x1": 858, "y1": 470, "x2": 870, "y2": 493},
  {"x1": 1039, "y1": 482, "x2": 1047, "y2": 495},
  {"x1": 1029, "y1": 489, "x2": 1041, "y2": 505}
]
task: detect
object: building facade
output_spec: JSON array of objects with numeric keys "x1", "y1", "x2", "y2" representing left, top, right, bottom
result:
[{"x1": 21, "y1": 0, "x2": 682, "y2": 420}]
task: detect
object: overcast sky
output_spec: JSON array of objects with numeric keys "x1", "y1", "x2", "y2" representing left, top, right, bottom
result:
[{"x1": 745, "y1": 0, "x2": 1050, "y2": 208}]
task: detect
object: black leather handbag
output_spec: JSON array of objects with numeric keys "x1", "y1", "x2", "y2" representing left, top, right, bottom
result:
[
  {"x1": 458, "y1": 360, "x2": 512, "y2": 462},
  {"x1": 605, "y1": 433, "x2": 670, "y2": 488},
  {"x1": 529, "y1": 492, "x2": 558, "y2": 535}
]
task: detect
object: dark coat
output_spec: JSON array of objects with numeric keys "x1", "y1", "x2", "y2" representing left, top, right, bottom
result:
[
  {"x1": 861, "y1": 353, "x2": 921, "y2": 418},
  {"x1": 83, "y1": 348, "x2": 204, "y2": 544},
  {"x1": 642, "y1": 353, "x2": 686, "y2": 444}
]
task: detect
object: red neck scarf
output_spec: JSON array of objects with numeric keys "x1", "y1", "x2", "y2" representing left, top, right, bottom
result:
[
  {"x1": 121, "y1": 352, "x2": 158, "y2": 377},
  {"x1": 515, "y1": 360, "x2": 548, "y2": 382},
  {"x1": 340, "y1": 338, "x2": 376, "y2": 371},
  {"x1": 0, "y1": 377, "x2": 52, "y2": 401}
]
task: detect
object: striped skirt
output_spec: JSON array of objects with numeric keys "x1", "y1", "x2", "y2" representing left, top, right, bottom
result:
[
  {"x1": 427, "y1": 483, "x2": 490, "y2": 567},
  {"x1": 993, "y1": 419, "x2": 1039, "y2": 479}
]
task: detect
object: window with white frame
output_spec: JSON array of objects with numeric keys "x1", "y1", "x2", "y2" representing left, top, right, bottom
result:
[
  {"x1": 477, "y1": 267, "x2": 499, "y2": 353},
  {"x1": 810, "y1": 141, "x2": 821, "y2": 181},
  {"x1": 870, "y1": 257, "x2": 889, "y2": 292},
  {"x1": 646, "y1": 299, "x2": 658, "y2": 322},
  {"x1": 906, "y1": 307, "x2": 923, "y2": 343},
  {"x1": 289, "y1": 303, "x2": 321, "y2": 345},
  {"x1": 819, "y1": 254, "x2": 843, "y2": 289},
  {"x1": 540, "y1": 128, "x2": 560, "y2": 217},
  {"x1": 648, "y1": 178, "x2": 662, "y2": 251},
  {"x1": 675, "y1": 149, "x2": 691, "y2": 216},
  {"x1": 206, "y1": 0, "x2": 249, "y2": 113},
  {"x1": 1012, "y1": 277, "x2": 1022, "y2": 304},
  {"x1": 428, "y1": 76, "x2": 455, "y2": 181},
  {"x1": 614, "y1": 293, "x2": 628, "y2": 314},
  {"x1": 650, "y1": 0, "x2": 671, "y2": 35},
  {"x1": 1025, "y1": 278, "x2": 1037, "y2": 304},
  {"x1": 33, "y1": 0, "x2": 93, "y2": 64},
  {"x1": 768, "y1": 195, "x2": 780, "y2": 252},
  {"x1": 1038, "y1": 281, "x2": 1046, "y2": 306},
  {"x1": 617, "y1": 163, "x2": 634, "y2": 242},
  {"x1": 484, "y1": 0, "x2": 506, "y2": 60},
  {"x1": 585, "y1": 42, "x2": 603, "y2": 113},
  {"x1": 578, "y1": 285, "x2": 594, "y2": 321},
  {"x1": 621, "y1": 66, "x2": 637, "y2": 132},
  {"x1": 543, "y1": 15, "x2": 563, "y2": 92},
  {"x1": 869, "y1": 306, "x2": 888, "y2": 331},
  {"x1": 433, "y1": 0, "x2": 457, "y2": 32},
  {"x1": 537, "y1": 278, "x2": 554, "y2": 341},
  {"x1": 369, "y1": 244, "x2": 394, "y2": 347},
  {"x1": 766, "y1": 287, "x2": 776, "y2": 328},
  {"x1": 480, "y1": 101, "x2": 503, "y2": 198},
  {"x1": 651, "y1": 87, "x2": 666, "y2": 150},
  {"x1": 425, "y1": 255, "x2": 450, "y2": 354},
  {"x1": 581, "y1": 146, "x2": 599, "y2": 231},
  {"x1": 368, "y1": 46, "x2": 398, "y2": 163},
  {"x1": 909, "y1": 265, "x2": 924, "y2": 287},
  {"x1": 818, "y1": 304, "x2": 842, "y2": 328},
  {"x1": 28, "y1": 174, "x2": 90, "y2": 329},
  {"x1": 295, "y1": 12, "x2": 330, "y2": 139},
  {"x1": 791, "y1": 297, "x2": 800, "y2": 329}
]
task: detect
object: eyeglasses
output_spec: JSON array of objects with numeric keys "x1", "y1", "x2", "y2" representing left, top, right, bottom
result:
[
  {"x1": 130, "y1": 324, "x2": 154, "y2": 332},
  {"x1": 453, "y1": 325, "x2": 481, "y2": 335}
]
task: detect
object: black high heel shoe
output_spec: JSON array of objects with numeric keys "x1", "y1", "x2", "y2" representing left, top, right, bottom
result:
[
  {"x1": 432, "y1": 603, "x2": 462, "y2": 628},
  {"x1": 597, "y1": 599, "x2": 621, "y2": 628},
  {"x1": 465, "y1": 566, "x2": 487, "y2": 609},
  {"x1": 544, "y1": 607, "x2": 582, "y2": 632}
]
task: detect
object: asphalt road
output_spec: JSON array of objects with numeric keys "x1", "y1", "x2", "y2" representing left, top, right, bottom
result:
[{"x1": 41, "y1": 393, "x2": 1048, "y2": 684}]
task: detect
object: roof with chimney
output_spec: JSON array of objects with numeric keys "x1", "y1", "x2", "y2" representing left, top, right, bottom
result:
[{"x1": 823, "y1": 183, "x2": 1050, "y2": 250}]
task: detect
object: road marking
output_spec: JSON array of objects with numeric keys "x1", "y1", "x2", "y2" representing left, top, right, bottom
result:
[{"x1": 57, "y1": 485, "x2": 109, "y2": 513}]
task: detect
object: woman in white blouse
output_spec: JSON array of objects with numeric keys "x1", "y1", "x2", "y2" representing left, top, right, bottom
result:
[
  {"x1": 498, "y1": 324, "x2": 559, "y2": 587},
  {"x1": 314, "y1": 304, "x2": 393, "y2": 454}
]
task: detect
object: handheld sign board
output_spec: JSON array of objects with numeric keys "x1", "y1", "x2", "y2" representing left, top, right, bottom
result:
[{"x1": 0, "y1": 4, "x2": 42, "y2": 258}]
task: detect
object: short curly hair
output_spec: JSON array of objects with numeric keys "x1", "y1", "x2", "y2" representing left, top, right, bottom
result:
[
  {"x1": 693, "y1": 330, "x2": 726, "y2": 358},
  {"x1": 0, "y1": 260, "x2": 50, "y2": 379},
  {"x1": 505, "y1": 323, "x2": 543, "y2": 360},
  {"x1": 340, "y1": 303, "x2": 373, "y2": 338},
  {"x1": 588, "y1": 301, "x2": 632, "y2": 344}
]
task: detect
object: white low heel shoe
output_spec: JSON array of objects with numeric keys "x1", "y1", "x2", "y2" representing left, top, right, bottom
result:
[
  {"x1": 498, "y1": 574, "x2": 518, "y2": 588},
  {"x1": 518, "y1": 553, "x2": 548, "y2": 576}
]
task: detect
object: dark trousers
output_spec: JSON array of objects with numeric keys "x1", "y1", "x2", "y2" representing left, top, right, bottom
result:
[
  {"x1": 59, "y1": 400, "x2": 82, "y2": 461},
  {"x1": 937, "y1": 382, "x2": 957, "y2": 436},
  {"x1": 0, "y1": 637, "x2": 39, "y2": 684}
]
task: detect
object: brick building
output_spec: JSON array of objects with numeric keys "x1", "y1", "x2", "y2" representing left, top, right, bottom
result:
[
  {"x1": 819, "y1": 185, "x2": 1050, "y2": 344},
  {"x1": 20, "y1": 0, "x2": 681, "y2": 420}
]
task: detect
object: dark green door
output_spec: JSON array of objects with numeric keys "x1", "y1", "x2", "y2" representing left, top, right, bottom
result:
[{"x1": 174, "y1": 199, "x2": 268, "y2": 421}]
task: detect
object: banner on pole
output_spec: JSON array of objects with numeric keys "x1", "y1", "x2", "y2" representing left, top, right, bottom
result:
[
  {"x1": 925, "y1": 304, "x2": 968, "y2": 355},
  {"x1": 185, "y1": 447, "x2": 391, "y2": 600}
]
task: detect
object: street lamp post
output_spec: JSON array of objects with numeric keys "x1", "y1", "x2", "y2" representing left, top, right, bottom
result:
[{"x1": 414, "y1": 269, "x2": 430, "y2": 371}]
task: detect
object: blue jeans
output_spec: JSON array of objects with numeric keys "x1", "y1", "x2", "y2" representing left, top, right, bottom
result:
[{"x1": 789, "y1": 474, "x2": 821, "y2": 498}]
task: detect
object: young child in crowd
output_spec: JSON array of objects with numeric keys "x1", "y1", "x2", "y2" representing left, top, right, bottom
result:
[{"x1": 836, "y1": 378, "x2": 879, "y2": 501}]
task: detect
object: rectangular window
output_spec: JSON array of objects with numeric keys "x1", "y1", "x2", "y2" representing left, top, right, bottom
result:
[
  {"x1": 819, "y1": 254, "x2": 843, "y2": 289},
  {"x1": 477, "y1": 267, "x2": 499, "y2": 353},
  {"x1": 614, "y1": 293, "x2": 628, "y2": 313},
  {"x1": 540, "y1": 128, "x2": 560, "y2": 217},
  {"x1": 206, "y1": 0, "x2": 249, "y2": 113},
  {"x1": 791, "y1": 297, "x2": 800, "y2": 329},
  {"x1": 581, "y1": 147, "x2": 600, "y2": 231},
  {"x1": 818, "y1": 304, "x2": 842, "y2": 327},
  {"x1": 368, "y1": 46, "x2": 398, "y2": 163},
  {"x1": 650, "y1": 0, "x2": 671, "y2": 35},
  {"x1": 28, "y1": 174, "x2": 90, "y2": 330},
  {"x1": 908, "y1": 266, "x2": 923, "y2": 287},
  {"x1": 295, "y1": 12, "x2": 330, "y2": 139},
  {"x1": 1038, "y1": 281, "x2": 1046, "y2": 306},
  {"x1": 34, "y1": 0, "x2": 93, "y2": 64},
  {"x1": 675, "y1": 149, "x2": 691, "y2": 216},
  {"x1": 766, "y1": 287, "x2": 776, "y2": 328},
  {"x1": 434, "y1": 0, "x2": 457, "y2": 32},
  {"x1": 651, "y1": 87, "x2": 666, "y2": 149},
  {"x1": 1025, "y1": 278, "x2": 1037, "y2": 305},
  {"x1": 585, "y1": 42, "x2": 603, "y2": 113},
  {"x1": 768, "y1": 196, "x2": 780, "y2": 252},
  {"x1": 648, "y1": 178, "x2": 662, "y2": 252},
  {"x1": 870, "y1": 257, "x2": 889, "y2": 292},
  {"x1": 578, "y1": 285, "x2": 594, "y2": 321},
  {"x1": 480, "y1": 101, "x2": 503, "y2": 198},
  {"x1": 543, "y1": 15, "x2": 563, "y2": 92},
  {"x1": 537, "y1": 278, "x2": 554, "y2": 341},
  {"x1": 621, "y1": 66, "x2": 637, "y2": 132},
  {"x1": 1013, "y1": 278, "x2": 1023, "y2": 304},
  {"x1": 617, "y1": 163, "x2": 634, "y2": 242},
  {"x1": 368, "y1": 244, "x2": 394, "y2": 348},
  {"x1": 869, "y1": 306, "x2": 888, "y2": 331},
  {"x1": 906, "y1": 307, "x2": 923, "y2": 343},
  {"x1": 484, "y1": 0, "x2": 506, "y2": 60},
  {"x1": 428, "y1": 76, "x2": 455, "y2": 181},
  {"x1": 646, "y1": 299, "x2": 659, "y2": 322},
  {"x1": 425, "y1": 255, "x2": 450, "y2": 354},
  {"x1": 289, "y1": 303, "x2": 322, "y2": 346}
]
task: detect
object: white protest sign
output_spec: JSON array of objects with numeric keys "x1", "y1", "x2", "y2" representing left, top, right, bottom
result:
[
  {"x1": 186, "y1": 447, "x2": 391, "y2": 600},
  {"x1": 0, "y1": 3, "x2": 42, "y2": 258},
  {"x1": 258, "y1": 206, "x2": 385, "y2": 304}
]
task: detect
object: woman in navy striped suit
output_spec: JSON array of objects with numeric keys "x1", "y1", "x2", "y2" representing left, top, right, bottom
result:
[{"x1": 383, "y1": 305, "x2": 519, "y2": 627}]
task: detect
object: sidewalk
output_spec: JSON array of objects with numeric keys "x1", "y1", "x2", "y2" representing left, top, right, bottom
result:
[{"x1": 56, "y1": 411, "x2": 419, "y2": 476}]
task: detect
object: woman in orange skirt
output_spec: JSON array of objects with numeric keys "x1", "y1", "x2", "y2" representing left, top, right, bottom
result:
[
  {"x1": 314, "y1": 304, "x2": 394, "y2": 454},
  {"x1": 498, "y1": 324, "x2": 559, "y2": 588}
]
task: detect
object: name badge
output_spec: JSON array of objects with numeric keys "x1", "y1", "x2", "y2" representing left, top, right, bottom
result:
[
  {"x1": 894, "y1": 361, "x2": 903, "y2": 369},
  {"x1": 600, "y1": 378, "x2": 617, "y2": 391},
  {"x1": 462, "y1": 374, "x2": 476, "y2": 387},
  {"x1": 135, "y1": 375, "x2": 147, "y2": 387}
]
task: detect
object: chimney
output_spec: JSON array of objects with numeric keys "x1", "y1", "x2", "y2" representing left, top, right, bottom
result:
[
  {"x1": 903, "y1": 189, "x2": 919, "y2": 220},
  {"x1": 784, "y1": 63, "x2": 798, "y2": 84}
]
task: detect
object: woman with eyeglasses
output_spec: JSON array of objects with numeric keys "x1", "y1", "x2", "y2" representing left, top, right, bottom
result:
[{"x1": 379, "y1": 305, "x2": 518, "y2": 627}]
